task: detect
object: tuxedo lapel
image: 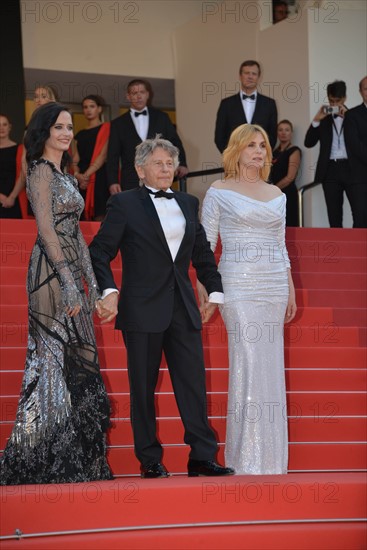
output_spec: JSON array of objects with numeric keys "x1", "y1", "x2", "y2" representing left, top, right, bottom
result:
[
  {"x1": 139, "y1": 187, "x2": 172, "y2": 258},
  {"x1": 234, "y1": 94, "x2": 248, "y2": 123},
  {"x1": 124, "y1": 112, "x2": 142, "y2": 143},
  {"x1": 252, "y1": 94, "x2": 264, "y2": 122},
  {"x1": 147, "y1": 107, "x2": 158, "y2": 138},
  {"x1": 172, "y1": 193, "x2": 194, "y2": 259}
]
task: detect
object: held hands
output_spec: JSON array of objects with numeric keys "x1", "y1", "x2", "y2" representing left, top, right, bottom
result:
[
  {"x1": 0, "y1": 193, "x2": 15, "y2": 208},
  {"x1": 201, "y1": 302, "x2": 218, "y2": 324},
  {"x1": 96, "y1": 292, "x2": 118, "y2": 324},
  {"x1": 75, "y1": 173, "x2": 90, "y2": 190},
  {"x1": 197, "y1": 280, "x2": 217, "y2": 324}
]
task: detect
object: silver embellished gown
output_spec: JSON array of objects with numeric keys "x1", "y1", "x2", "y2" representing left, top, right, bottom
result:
[
  {"x1": 0, "y1": 159, "x2": 112, "y2": 484},
  {"x1": 202, "y1": 188, "x2": 290, "y2": 475}
]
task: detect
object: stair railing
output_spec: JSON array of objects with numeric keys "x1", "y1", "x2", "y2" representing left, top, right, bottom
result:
[{"x1": 298, "y1": 181, "x2": 322, "y2": 227}]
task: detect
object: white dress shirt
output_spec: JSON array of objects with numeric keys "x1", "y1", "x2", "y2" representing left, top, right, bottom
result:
[
  {"x1": 240, "y1": 90, "x2": 257, "y2": 123},
  {"x1": 130, "y1": 108, "x2": 149, "y2": 141},
  {"x1": 311, "y1": 117, "x2": 348, "y2": 160}
]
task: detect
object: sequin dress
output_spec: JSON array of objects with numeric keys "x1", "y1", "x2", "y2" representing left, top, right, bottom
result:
[
  {"x1": 202, "y1": 187, "x2": 290, "y2": 474},
  {"x1": 0, "y1": 159, "x2": 112, "y2": 484}
]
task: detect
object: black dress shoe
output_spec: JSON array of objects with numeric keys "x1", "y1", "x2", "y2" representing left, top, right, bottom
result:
[
  {"x1": 140, "y1": 462, "x2": 170, "y2": 478},
  {"x1": 187, "y1": 459, "x2": 235, "y2": 477}
]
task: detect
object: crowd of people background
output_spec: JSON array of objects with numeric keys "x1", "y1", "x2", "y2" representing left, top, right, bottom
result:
[
  {"x1": 0, "y1": 58, "x2": 366, "y2": 485},
  {"x1": 1, "y1": 65, "x2": 366, "y2": 228}
]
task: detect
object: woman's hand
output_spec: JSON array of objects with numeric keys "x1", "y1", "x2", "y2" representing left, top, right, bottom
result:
[
  {"x1": 1, "y1": 194, "x2": 15, "y2": 208},
  {"x1": 65, "y1": 304, "x2": 81, "y2": 317},
  {"x1": 285, "y1": 270, "x2": 297, "y2": 323},
  {"x1": 75, "y1": 173, "x2": 89, "y2": 190}
]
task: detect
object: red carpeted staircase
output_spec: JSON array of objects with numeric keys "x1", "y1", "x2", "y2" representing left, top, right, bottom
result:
[{"x1": 0, "y1": 220, "x2": 366, "y2": 549}]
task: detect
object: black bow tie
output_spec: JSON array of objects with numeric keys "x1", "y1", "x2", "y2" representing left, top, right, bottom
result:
[
  {"x1": 146, "y1": 187, "x2": 174, "y2": 199},
  {"x1": 333, "y1": 114, "x2": 341, "y2": 119},
  {"x1": 243, "y1": 94, "x2": 255, "y2": 100},
  {"x1": 134, "y1": 110, "x2": 147, "y2": 117}
]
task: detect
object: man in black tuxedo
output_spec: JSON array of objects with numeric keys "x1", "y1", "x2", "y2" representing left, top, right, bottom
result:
[
  {"x1": 304, "y1": 80, "x2": 362, "y2": 228},
  {"x1": 90, "y1": 136, "x2": 234, "y2": 479},
  {"x1": 215, "y1": 60, "x2": 278, "y2": 152},
  {"x1": 107, "y1": 79, "x2": 188, "y2": 194},
  {"x1": 344, "y1": 76, "x2": 367, "y2": 228}
]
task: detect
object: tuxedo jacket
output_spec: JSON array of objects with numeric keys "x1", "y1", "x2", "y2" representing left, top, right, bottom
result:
[
  {"x1": 214, "y1": 92, "x2": 278, "y2": 152},
  {"x1": 106, "y1": 107, "x2": 187, "y2": 190},
  {"x1": 89, "y1": 186, "x2": 222, "y2": 332},
  {"x1": 304, "y1": 114, "x2": 352, "y2": 184},
  {"x1": 344, "y1": 104, "x2": 367, "y2": 185}
]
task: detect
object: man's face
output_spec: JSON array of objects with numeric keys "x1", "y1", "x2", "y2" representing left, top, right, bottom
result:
[
  {"x1": 359, "y1": 78, "x2": 367, "y2": 104},
  {"x1": 239, "y1": 65, "x2": 260, "y2": 92},
  {"x1": 135, "y1": 148, "x2": 175, "y2": 190},
  {"x1": 127, "y1": 84, "x2": 149, "y2": 111},
  {"x1": 274, "y1": 3, "x2": 288, "y2": 22},
  {"x1": 328, "y1": 95, "x2": 346, "y2": 107}
]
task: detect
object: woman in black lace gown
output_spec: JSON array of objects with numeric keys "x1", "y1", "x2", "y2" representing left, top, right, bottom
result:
[{"x1": 0, "y1": 103, "x2": 112, "y2": 485}]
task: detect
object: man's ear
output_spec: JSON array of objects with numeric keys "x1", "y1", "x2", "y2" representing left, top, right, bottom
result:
[{"x1": 135, "y1": 164, "x2": 145, "y2": 180}]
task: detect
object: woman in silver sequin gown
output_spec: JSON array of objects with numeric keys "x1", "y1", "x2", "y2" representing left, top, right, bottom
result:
[
  {"x1": 201, "y1": 124, "x2": 297, "y2": 475},
  {"x1": 0, "y1": 103, "x2": 112, "y2": 484}
]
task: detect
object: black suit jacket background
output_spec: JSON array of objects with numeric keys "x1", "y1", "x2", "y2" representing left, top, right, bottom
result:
[
  {"x1": 107, "y1": 107, "x2": 187, "y2": 190},
  {"x1": 304, "y1": 115, "x2": 349, "y2": 183},
  {"x1": 215, "y1": 93, "x2": 278, "y2": 152},
  {"x1": 344, "y1": 103, "x2": 367, "y2": 185},
  {"x1": 89, "y1": 186, "x2": 222, "y2": 332}
]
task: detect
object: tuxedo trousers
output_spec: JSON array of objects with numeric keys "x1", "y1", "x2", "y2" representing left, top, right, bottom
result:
[
  {"x1": 122, "y1": 289, "x2": 218, "y2": 467},
  {"x1": 322, "y1": 160, "x2": 366, "y2": 227}
]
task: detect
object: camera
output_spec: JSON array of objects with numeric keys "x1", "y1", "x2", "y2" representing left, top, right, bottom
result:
[{"x1": 323, "y1": 106, "x2": 340, "y2": 115}]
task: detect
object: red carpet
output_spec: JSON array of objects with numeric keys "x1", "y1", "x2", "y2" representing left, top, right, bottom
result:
[{"x1": 0, "y1": 220, "x2": 366, "y2": 549}]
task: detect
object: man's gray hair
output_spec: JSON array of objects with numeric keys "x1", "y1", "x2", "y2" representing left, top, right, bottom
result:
[{"x1": 135, "y1": 134, "x2": 180, "y2": 169}]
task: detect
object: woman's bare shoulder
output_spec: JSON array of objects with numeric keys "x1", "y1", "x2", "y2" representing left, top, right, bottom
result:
[{"x1": 211, "y1": 179, "x2": 227, "y2": 189}]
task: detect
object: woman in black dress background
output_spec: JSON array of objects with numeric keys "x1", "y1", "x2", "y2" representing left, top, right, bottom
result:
[
  {"x1": 270, "y1": 119, "x2": 301, "y2": 227},
  {"x1": 73, "y1": 95, "x2": 110, "y2": 221},
  {"x1": 0, "y1": 114, "x2": 22, "y2": 218}
]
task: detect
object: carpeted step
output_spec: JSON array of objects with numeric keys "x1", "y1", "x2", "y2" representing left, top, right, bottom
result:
[
  {"x1": 105, "y1": 443, "x2": 367, "y2": 474},
  {"x1": 1, "y1": 472, "x2": 365, "y2": 549},
  {"x1": 1, "y1": 347, "x2": 366, "y2": 379},
  {"x1": 1, "y1": 415, "x2": 366, "y2": 453}
]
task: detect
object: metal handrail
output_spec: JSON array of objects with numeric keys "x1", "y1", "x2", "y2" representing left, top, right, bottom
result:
[
  {"x1": 298, "y1": 181, "x2": 322, "y2": 227},
  {"x1": 178, "y1": 167, "x2": 224, "y2": 192}
]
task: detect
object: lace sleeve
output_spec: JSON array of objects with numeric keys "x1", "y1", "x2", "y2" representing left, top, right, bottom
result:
[
  {"x1": 27, "y1": 162, "x2": 81, "y2": 308},
  {"x1": 201, "y1": 189, "x2": 220, "y2": 252},
  {"x1": 77, "y1": 227, "x2": 101, "y2": 309}
]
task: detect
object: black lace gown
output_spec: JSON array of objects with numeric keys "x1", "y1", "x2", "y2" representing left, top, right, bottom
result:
[{"x1": 0, "y1": 159, "x2": 112, "y2": 484}]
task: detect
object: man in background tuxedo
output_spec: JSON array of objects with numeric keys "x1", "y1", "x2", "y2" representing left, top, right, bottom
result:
[
  {"x1": 344, "y1": 76, "x2": 367, "y2": 228},
  {"x1": 215, "y1": 60, "x2": 278, "y2": 152},
  {"x1": 107, "y1": 79, "x2": 188, "y2": 193},
  {"x1": 304, "y1": 80, "x2": 361, "y2": 228},
  {"x1": 90, "y1": 136, "x2": 234, "y2": 479}
]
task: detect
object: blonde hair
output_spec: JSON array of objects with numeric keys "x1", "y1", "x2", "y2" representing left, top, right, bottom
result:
[{"x1": 223, "y1": 124, "x2": 272, "y2": 182}]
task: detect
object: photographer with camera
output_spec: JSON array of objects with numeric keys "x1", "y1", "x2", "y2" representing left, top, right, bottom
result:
[{"x1": 304, "y1": 80, "x2": 358, "y2": 228}]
